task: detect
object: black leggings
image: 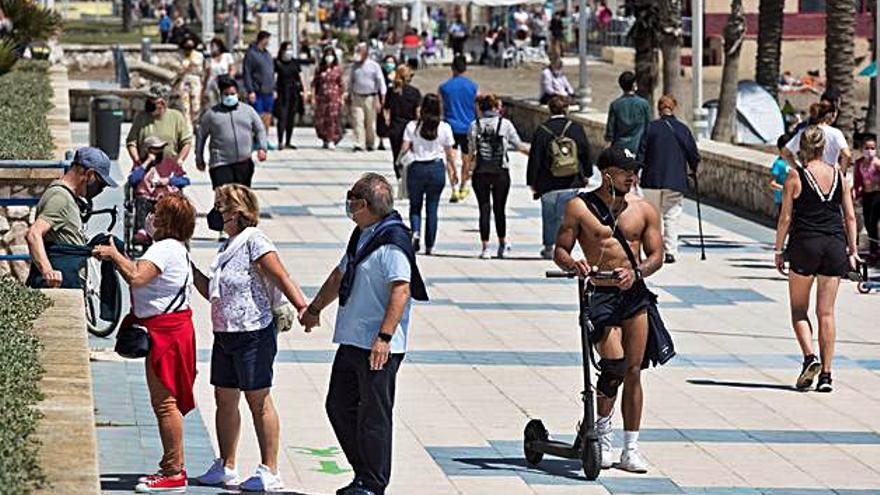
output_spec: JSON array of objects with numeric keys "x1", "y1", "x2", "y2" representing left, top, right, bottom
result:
[
  {"x1": 864, "y1": 191, "x2": 880, "y2": 253},
  {"x1": 472, "y1": 171, "x2": 510, "y2": 241}
]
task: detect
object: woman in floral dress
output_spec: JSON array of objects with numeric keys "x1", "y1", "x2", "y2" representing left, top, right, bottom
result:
[{"x1": 312, "y1": 46, "x2": 344, "y2": 149}]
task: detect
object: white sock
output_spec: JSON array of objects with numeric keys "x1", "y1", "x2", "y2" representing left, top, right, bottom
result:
[
  {"x1": 623, "y1": 430, "x2": 639, "y2": 451},
  {"x1": 596, "y1": 413, "x2": 613, "y2": 430}
]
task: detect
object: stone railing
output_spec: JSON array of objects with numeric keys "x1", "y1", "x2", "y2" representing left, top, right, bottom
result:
[
  {"x1": 33, "y1": 289, "x2": 100, "y2": 495},
  {"x1": 61, "y1": 43, "x2": 245, "y2": 74},
  {"x1": 501, "y1": 97, "x2": 779, "y2": 219},
  {"x1": 47, "y1": 64, "x2": 74, "y2": 159}
]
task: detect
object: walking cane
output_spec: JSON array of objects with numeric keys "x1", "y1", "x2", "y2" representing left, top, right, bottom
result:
[{"x1": 691, "y1": 172, "x2": 707, "y2": 261}]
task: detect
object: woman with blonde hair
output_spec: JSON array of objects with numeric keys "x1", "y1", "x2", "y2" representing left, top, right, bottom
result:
[
  {"x1": 383, "y1": 64, "x2": 422, "y2": 177},
  {"x1": 192, "y1": 184, "x2": 310, "y2": 491},
  {"x1": 775, "y1": 125, "x2": 859, "y2": 393}
]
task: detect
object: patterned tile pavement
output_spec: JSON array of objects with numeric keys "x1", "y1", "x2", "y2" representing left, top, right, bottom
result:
[{"x1": 85, "y1": 126, "x2": 880, "y2": 494}]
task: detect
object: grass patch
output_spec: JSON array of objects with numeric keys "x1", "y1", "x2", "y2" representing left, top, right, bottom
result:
[
  {"x1": 0, "y1": 60, "x2": 53, "y2": 160},
  {"x1": 0, "y1": 278, "x2": 53, "y2": 493},
  {"x1": 60, "y1": 18, "x2": 159, "y2": 45}
]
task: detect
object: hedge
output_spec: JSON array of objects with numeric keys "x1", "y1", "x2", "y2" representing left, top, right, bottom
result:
[
  {"x1": 0, "y1": 278, "x2": 52, "y2": 494},
  {"x1": 0, "y1": 60, "x2": 53, "y2": 160}
]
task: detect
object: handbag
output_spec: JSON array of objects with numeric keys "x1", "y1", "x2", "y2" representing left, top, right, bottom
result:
[
  {"x1": 115, "y1": 258, "x2": 189, "y2": 359},
  {"x1": 397, "y1": 153, "x2": 411, "y2": 200},
  {"x1": 258, "y1": 268, "x2": 296, "y2": 333}
]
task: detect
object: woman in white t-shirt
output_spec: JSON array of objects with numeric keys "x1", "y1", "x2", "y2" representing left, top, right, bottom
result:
[
  {"x1": 204, "y1": 38, "x2": 237, "y2": 107},
  {"x1": 783, "y1": 101, "x2": 852, "y2": 173},
  {"x1": 190, "y1": 184, "x2": 309, "y2": 492},
  {"x1": 92, "y1": 194, "x2": 197, "y2": 491},
  {"x1": 400, "y1": 93, "x2": 459, "y2": 255}
]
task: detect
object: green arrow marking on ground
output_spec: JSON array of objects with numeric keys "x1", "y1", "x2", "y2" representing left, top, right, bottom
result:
[
  {"x1": 316, "y1": 460, "x2": 349, "y2": 475},
  {"x1": 291, "y1": 446, "x2": 341, "y2": 457}
]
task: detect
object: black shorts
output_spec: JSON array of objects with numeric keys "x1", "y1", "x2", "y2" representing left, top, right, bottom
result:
[
  {"x1": 452, "y1": 133, "x2": 470, "y2": 154},
  {"x1": 210, "y1": 322, "x2": 277, "y2": 391},
  {"x1": 788, "y1": 232, "x2": 848, "y2": 277},
  {"x1": 586, "y1": 281, "x2": 653, "y2": 342},
  {"x1": 209, "y1": 159, "x2": 255, "y2": 189}
]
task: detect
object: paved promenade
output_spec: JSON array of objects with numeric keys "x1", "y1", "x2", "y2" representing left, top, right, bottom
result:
[{"x1": 89, "y1": 127, "x2": 880, "y2": 494}]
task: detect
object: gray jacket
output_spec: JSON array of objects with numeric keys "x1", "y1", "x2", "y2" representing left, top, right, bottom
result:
[
  {"x1": 196, "y1": 103, "x2": 267, "y2": 168},
  {"x1": 242, "y1": 44, "x2": 275, "y2": 94}
]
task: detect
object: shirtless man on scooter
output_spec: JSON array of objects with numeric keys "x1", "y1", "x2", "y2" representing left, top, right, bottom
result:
[{"x1": 554, "y1": 146, "x2": 665, "y2": 473}]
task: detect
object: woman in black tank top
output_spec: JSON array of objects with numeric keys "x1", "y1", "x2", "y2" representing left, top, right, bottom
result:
[{"x1": 774, "y1": 126, "x2": 859, "y2": 393}]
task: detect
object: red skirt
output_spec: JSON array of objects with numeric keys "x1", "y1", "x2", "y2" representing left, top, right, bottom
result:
[{"x1": 137, "y1": 308, "x2": 197, "y2": 415}]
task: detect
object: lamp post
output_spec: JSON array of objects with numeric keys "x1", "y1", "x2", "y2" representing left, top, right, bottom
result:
[
  {"x1": 576, "y1": 0, "x2": 592, "y2": 110},
  {"x1": 875, "y1": 3, "x2": 880, "y2": 136},
  {"x1": 692, "y1": 0, "x2": 708, "y2": 139},
  {"x1": 202, "y1": 0, "x2": 214, "y2": 45}
]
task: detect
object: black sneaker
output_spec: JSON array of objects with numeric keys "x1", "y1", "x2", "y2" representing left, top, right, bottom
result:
[
  {"x1": 664, "y1": 254, "x2": 676, "y2": 264},
  {"x1": 796, "y1": 354, "x2": 821, "y2": 390},
  {"x1": 336, "y1": 480, "x2": 358, "y2": 495},
  {"x1": 412, "y1": 237, "x2": 420, "y2": 253},
  {"x1": 816, "y1": 372, "x2": 833, "y2": 392}
]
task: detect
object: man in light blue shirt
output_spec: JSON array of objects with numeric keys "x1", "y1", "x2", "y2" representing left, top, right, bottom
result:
[{"x1": 301, "y1": 173, "x2": 427, "y2": 495}]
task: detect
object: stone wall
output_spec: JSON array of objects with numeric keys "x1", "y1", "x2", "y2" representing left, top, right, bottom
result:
[
  {"x1": 70, "y1": 87, "x2": 151, "y2": 122},
  {"x1": 62, "y1": 43, "x2": 245, "y2": 74},
  {"x1": 33, "y1": 289, "x2": 100, "y2": 495},
  {"x1": 501, "y1": 97, "x2": 779, "y2": 219}
]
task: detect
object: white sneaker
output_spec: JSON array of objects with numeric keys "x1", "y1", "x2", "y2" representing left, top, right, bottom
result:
[
  {"x1": 479, "y1": 247, "x2": 491, "y2": 259},
  {"x1": 195, "y1": 458, "x2": 240, "y2": 486},
  {"x1": 618, "y1": 448, "x2": 649, "y2": 473},
  {"x1": 240, "y1": 464, "x2": 284, "y2": 492},
  {"x1": 596, "y1": 420, "x2": 615, "y2": 469},
  {"x1": 328, "y1": 142, "x2": 336, "y2": 150}
]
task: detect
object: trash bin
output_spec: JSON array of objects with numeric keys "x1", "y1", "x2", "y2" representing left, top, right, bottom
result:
[{"x1": 89, "y1": 95, "x2": 123, "y2": 160}]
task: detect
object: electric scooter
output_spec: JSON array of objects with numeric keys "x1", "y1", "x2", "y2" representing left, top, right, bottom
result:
[{"x1": 522, "y1": 269, "x2": 614, "y2": 481}]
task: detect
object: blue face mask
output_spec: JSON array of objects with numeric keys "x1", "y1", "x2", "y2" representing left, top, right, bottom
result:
[{"x1": 222, "y1": 94, "x2": 238, "y2": 107}]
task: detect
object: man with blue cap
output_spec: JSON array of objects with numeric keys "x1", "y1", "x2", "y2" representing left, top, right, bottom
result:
[{"x1": 26, "y1": 147, "x2": 117, "y2": 288}]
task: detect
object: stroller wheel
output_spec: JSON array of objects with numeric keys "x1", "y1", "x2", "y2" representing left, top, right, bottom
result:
[{"x1": 523, "y1": 419, "x2": 548, "y2": 466}]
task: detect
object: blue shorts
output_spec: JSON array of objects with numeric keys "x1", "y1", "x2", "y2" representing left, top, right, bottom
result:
[
  {"x1": 210, "y1": 322, "x2": 277, "y2": 391},
  {"x1": 252, "y1": 92, "x2": 274, "y2": 114}
]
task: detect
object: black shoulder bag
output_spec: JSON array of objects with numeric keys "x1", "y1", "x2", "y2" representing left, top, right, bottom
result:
[{"x1": 115, "y1": 257, "x2": 190, "y2": 359}]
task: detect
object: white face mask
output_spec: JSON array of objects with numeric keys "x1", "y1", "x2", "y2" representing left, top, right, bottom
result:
[
  {"x1": 145, "y1": 213, "x2": 157, "y2": 238},
  {"x1": 324, "y1": 55, "x2": 334, "y2": 64},
  {"x1": 282, "y1": 50, "x2": 294, "y2": 61},
  {"x1": 865, "y1": 149, "x2": 877, "y2": 158}
]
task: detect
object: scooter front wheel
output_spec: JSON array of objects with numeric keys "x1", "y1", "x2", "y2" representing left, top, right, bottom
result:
[
  {"x1": 523, "y1": 419, "x2": 548, "y2": 466},
  {"x1": 581, "y1": 437, "x2": 602, "y2": 481}
]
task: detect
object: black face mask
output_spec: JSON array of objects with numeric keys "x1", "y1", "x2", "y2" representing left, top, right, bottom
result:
[
  {"x1": 85, "y1": 178, "x2": 106, "y2": 199},
  {"x1": 207, "y1": 207, "x2": 225, "y2": 231},
  {"x1": 145, "y1": 100, "x2": 157, "y2": 113}
]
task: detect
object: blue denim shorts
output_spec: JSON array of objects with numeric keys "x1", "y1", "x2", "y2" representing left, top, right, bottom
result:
[
  {"x1": 252, "y1": 92, "x2": 275, "y2": 114},
  {"x1": 210, "y1": 322, "x2": 277, "y2": 391}
]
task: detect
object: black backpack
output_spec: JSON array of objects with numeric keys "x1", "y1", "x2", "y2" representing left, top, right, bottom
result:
[{"x1": 474, "y1": 117, "x2": 506, "y2": 175}]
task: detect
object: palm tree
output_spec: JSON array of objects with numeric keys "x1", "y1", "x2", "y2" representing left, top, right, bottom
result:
[
  {"x1": 712, "y1": 0, "x2": 745, "y2": 142},
  {"x1": 658, "y1": 0, "x2": 683, "y2": 104},
  {"x1": 631, "y1": 0, "x2": 660, "y2": 112},
  {"x1": 825, "y1": 0, "x2": 858, "y2": 142},
  {"x1": 755, "y1": 0, "x2": 785, "y2": 99}
]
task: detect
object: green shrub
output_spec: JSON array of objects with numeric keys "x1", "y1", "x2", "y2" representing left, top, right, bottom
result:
[
  {"x1": 0, "y1": 60, "x2": 53, "y2": 160},
  {"x1": 0, "y1": 277, "x2": 52, "y2": 494},
  {"x1": 0, "y1": 0, "x2": 62, "y2": 45}
]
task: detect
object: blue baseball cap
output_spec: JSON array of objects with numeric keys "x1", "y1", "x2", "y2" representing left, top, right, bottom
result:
[{"x1": 73, "y1": 147, "x2": 118, "y2": 188}]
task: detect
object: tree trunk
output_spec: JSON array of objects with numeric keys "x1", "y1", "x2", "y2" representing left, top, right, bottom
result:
[
  {"x1": 711, "y1": 0, "x2": 745, "y2": 142},
  {"x1": 123, "y1": 0, "x2": 133, "y2": 33},
  {"x1": 826, "y1": 0, "x2": 857, "y2": 142},
  {"x1": 632, "y1": 0, "x2": 659, "y2": 113},
  {"x1": 755, "y1": 0, "x2": 784, "y2": 99},
  {"x1": 659, "y1": 0, "x2": 683, "y2": 104},
  {"x1": 869, "y1": 0, "x2": 877, "y2": 134}
]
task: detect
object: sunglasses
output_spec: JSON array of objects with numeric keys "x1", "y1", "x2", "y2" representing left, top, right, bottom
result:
[{"x1": 346, "y1": 190, "x2": 364, "y2": 201}]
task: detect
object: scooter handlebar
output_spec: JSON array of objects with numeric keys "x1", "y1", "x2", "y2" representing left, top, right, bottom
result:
[{"x1": 545, "y1": 270, "x2": 577, "y2": 278}]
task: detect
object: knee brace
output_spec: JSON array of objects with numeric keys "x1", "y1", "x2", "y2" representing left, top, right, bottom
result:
[{"x1": 596, "y1": 357, "x2": 627, "y2": 399}]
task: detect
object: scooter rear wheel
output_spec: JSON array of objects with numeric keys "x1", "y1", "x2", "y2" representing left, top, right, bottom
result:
[
  {"x1": 581, "y1": 437, "x2": 601, "y2": 481},
  {"x1": 523, "y1": 419, "x2": 548, "y2": 466}
]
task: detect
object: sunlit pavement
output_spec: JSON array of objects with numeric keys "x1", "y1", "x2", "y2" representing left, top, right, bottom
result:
[{"x1": 85, "y1": 125, "x2": 880, "y2": 494}]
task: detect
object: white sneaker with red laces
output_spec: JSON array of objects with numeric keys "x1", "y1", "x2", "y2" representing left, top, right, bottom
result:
[{"x1": 134, "y1": 470, "x2": 186, "y2": 493}]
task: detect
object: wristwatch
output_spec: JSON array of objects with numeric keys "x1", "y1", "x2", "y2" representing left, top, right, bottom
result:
[{"x1": 377, "y1": 332, "x2": 393, "y2": 343}]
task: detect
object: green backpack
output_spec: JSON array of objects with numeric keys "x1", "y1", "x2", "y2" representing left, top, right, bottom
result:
[{"x1": 539, "y1": 120, "x2": 579, "y2": 178}]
